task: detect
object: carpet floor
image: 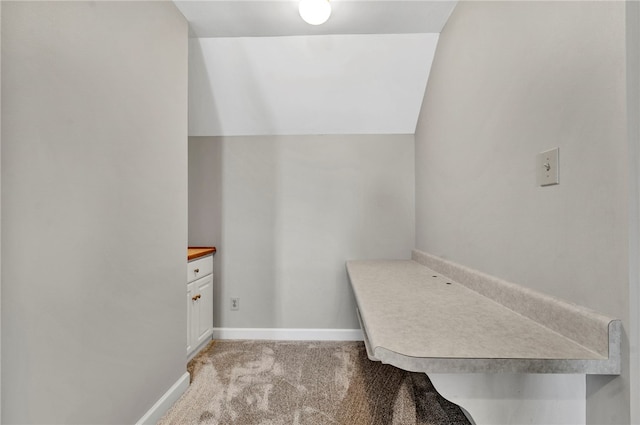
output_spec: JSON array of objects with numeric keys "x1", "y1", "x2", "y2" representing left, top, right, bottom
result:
[{"x1": 158, "y1": 340, "x2": 471, "y2": 425}]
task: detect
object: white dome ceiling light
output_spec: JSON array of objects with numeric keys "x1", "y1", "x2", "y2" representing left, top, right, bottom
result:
[{"x1": 298, "y1": 0, "x2": 331, "y2": 26}]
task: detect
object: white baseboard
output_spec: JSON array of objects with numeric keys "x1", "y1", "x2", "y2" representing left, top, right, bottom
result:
[
  {"x1": 136, "y1": 372, "x2": 190, "y2": 425},
  {"x1": 212, "y1": 327, "x2": 364, "y2": 341}
]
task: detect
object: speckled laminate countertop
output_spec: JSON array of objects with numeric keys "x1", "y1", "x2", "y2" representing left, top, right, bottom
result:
[{"x1": 347, "y1": 258, "x2": 620, "y2": 374}]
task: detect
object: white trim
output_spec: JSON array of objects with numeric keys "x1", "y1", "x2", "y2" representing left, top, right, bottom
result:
[
  {"x1": 212, "y1": 328, "x2": 364, "y2": 341},
  {"x1": 136, "y1": 372, "x2": 190, "y2": 425}
]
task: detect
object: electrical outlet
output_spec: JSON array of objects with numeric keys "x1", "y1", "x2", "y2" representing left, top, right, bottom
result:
[{"x1": 231, "y1": 297, "x2": 240, "y2": 311}]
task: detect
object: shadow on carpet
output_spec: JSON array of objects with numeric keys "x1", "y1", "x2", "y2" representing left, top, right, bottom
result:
[{"x1": 159, "y1": 340, "x2": 471, "y2": 425}]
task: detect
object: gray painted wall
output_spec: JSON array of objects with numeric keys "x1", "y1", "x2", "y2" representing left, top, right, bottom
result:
[
  {"x1": 415, "y1": 1, "x2": 630, "y2": 423},
  {"x1": 1, "y1": 2, "x2": 188, "y2": 423},
  {"x1": 627, "y1": 2, "x2": 640, "y2": 423},
  {"x1": 0, "y1": 2, "x2": 3, "y2": 419},
  {"x1": 189, "y1": 135, "x2": 415, "y2": 329}
]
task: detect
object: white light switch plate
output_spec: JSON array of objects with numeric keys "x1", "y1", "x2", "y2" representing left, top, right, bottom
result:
[{"x1": 537, "y1": 148, "x2": 559, "y2": 186}]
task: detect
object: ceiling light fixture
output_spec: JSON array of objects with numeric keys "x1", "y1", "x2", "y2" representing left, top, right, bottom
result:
[{"x1": 299, "y1": 0, "x2": 331, "y2": 26}]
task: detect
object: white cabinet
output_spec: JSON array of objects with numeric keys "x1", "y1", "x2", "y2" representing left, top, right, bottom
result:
[{"x1": 187, "y1": 254, "x2": 214, "y2": 356}]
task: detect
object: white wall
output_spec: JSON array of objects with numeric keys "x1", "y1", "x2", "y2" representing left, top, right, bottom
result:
[
  {"x1": 1, "y1": 2, "x2": 188, "y2": 423},
  {"x1": 189, "y1": 135, "x2": 415, "y2": 329},
  {"x1": 415, "y1": 1, "x2": 630, "y2": 423},
  {"x1": 189, "y1": 35, "x2": 438, "y2": 136}
]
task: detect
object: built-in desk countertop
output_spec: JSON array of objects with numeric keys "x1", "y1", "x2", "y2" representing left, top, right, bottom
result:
[{"x1": 347, "y1": 251, "x2": 621, "y2": 375}]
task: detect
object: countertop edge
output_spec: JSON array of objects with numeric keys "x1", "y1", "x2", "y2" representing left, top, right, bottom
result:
[{"x1": 187, "y1": 247, "x2": 217, "y2": 261}]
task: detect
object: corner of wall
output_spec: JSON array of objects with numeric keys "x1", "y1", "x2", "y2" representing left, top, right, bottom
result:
[
  {"x1": 0, "y1": 0, "x2": 3, "y2": 421},
  {"x1": 626, "y1": 2, "x2": 640, "y2": 423}
]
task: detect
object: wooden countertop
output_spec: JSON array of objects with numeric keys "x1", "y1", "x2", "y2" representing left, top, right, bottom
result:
[{"x1": 188, "y1": 247, "x2": 217, "y2": 261}]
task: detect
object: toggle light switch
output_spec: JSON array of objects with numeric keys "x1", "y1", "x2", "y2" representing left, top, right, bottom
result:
[{"x1": 537, "y1": 147, "x2": 559, "y2": 186}]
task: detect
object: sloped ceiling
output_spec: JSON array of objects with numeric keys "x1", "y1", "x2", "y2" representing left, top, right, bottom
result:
[{"x1": 174, "y1": 1, "x2": 457, "y2": 136}]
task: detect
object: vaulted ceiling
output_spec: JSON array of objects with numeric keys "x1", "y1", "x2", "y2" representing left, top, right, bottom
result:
[{"x1": 173, "y1": 1, "x2": 457, "y2": 136}]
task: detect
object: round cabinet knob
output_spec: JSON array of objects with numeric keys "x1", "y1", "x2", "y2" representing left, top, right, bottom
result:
[{"x1": 194, "y1": 268, "x2": 200, "y2": 273}]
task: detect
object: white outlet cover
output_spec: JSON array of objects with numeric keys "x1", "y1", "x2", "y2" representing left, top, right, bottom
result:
[{"x1": 537, "y1": 148, "x2": 559, "y2": 186}]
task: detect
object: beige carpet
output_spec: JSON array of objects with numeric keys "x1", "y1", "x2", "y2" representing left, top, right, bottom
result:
[{"x1": 159, "y1": 340, "x2": 471, "y2": 425}]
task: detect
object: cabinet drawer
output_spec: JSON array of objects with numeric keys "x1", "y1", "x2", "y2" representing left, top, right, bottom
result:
[{"x1": 187, "y1": 255, "x2": 213, "y2": 283}]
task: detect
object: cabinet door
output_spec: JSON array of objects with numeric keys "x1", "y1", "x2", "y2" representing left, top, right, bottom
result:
[
  {"x1": 194, "y1": 274, "x2": 214, "y2": 346},
  {"x1": 187, "y1": 281, "x2": 196, "y2": 354}
]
